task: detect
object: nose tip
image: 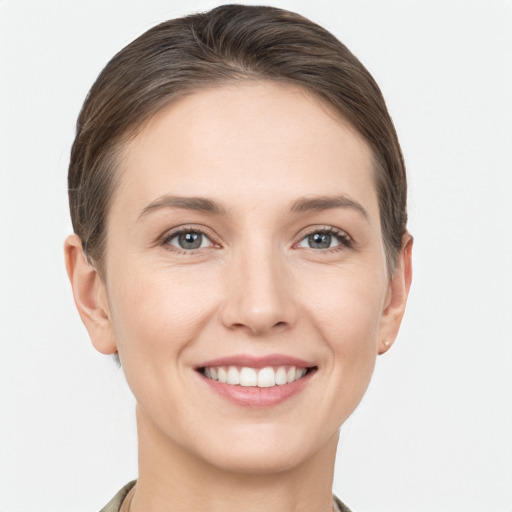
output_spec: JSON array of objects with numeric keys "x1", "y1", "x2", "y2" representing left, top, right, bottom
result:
[
  {"x1": 228, "y1": 308, "x2": 290, "y2": 336},
  {"x1": 220, "y1": 255, "x2": 297, "y2": 336}
]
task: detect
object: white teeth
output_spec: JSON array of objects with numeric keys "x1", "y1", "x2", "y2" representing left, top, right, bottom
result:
[
  {"x1": 275, "y1": 366, "x2": 288, "y2": 385},
  {"x1": 217, "y1": 367, "x2": 227, "y2": 383},
  {"x1": 203, "y1": 365, "x2": 311, "y2": 387},
  {"x1": 296, "y1": 368, "x2": 306, "y2": 379},
  {"x1": 227, "y1": 366, "x2": 240, "y2": 385},
  {"x1": 257, "y1": 367, "x2": 275, "y2": 387},
  {"x1": 240, "y1": 367, "x2": 257, "y2": 387}
]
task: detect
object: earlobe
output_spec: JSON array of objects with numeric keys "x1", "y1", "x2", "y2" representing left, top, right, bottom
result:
[
  {"x1": 64, "y1": 234, "x2": 117, "y2": 354},
  {"x1": 378, "y1": 234, "x2": 413, "y2": 355}
]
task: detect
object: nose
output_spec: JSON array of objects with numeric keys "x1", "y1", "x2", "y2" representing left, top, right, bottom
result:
[{"x1": 220, "y1": 243, "x2": 298, "y2": 336}]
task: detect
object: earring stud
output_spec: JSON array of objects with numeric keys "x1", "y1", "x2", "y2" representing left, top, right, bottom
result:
[{"x1": 384, "y1": 340, "x2": 391, "y2": 348}]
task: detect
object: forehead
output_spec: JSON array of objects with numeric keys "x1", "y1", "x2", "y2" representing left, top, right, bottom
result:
[{"x1": 113, "y1": 81, "x2": 378, "y2": 221}]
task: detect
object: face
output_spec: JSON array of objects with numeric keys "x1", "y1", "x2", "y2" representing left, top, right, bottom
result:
[{"x1": 81, "y1": 82, "x2": 409, "y2": 474}]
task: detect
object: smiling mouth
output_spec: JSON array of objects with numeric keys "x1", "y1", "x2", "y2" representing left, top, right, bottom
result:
[{"x1": 198, "y1": 365, "x2": 317, "y2": 388}]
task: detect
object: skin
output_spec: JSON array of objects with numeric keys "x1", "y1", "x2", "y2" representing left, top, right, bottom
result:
[{"x1": 65, "y1": 82, "x2": 412, "y2": 512}]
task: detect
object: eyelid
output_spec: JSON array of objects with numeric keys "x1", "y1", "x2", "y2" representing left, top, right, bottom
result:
[
  {"x1": 160, "y1": 224, "x2": 221, "y2": 252},
  {"x1": 293, "y1": 225, "x2": 353, "y2": 250},
  {"x1": 157, "y1": 224, "x2": 352, "y2": 254}
]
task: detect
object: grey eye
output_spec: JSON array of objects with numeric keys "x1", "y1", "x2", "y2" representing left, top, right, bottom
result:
[
  {"x1": 297, "y1": 231, "x2": 343, "y2": 250},
  {"x1": 168, "y1": 231, "x2": 211, "y2": 250}
]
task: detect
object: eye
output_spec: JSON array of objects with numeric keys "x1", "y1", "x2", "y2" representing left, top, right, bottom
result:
[
  {"x1": 296, "y1": 228, "x2": 351, "y2": 250},
  {"x1": 165, "y1": 230, "x2": 213, "y2": 251}
]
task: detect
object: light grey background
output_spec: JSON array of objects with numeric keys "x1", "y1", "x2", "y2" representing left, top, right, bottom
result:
[{"x1": 1, "y1": 1, "x2": 511, "y2": 511}]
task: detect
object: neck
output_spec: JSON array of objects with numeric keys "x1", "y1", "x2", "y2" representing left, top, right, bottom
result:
[{"x1": 131, "y1": 405, "x2": 339, "y2": 512}]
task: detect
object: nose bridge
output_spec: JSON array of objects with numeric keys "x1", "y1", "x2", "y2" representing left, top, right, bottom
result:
[{"x1": 221, "y1": 235, "x2": 296, "y2": 335}]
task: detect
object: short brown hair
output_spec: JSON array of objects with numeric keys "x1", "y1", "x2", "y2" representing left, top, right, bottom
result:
[{"x1": 68, "y1": 4, "x2": 407, "y2": 275}]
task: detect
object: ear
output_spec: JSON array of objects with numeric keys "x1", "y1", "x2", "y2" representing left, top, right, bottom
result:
[
  {"x1": 378, "y1": 234, "x2": 413, "y2": 355},
  {"x1": 64, "y1": 234, "x2": 117, "y2": 354}
]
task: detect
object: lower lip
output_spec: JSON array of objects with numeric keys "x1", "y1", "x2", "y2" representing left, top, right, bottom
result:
[{"x1": 199, "y1": 370, "x2": 315, "y2": 407}]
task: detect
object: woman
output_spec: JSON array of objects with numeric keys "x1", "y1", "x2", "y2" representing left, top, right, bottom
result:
[{"x1": 64, "y1": 5, "x2": 412, "y2": 511}]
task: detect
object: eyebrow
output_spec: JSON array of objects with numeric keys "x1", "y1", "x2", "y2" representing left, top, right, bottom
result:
[
  {"x1": 137, "y1": 193, "x2": 368, "y2": 221},
  {"x1": 138, "y1": 195, "x2": 226, "y2": 220},
  {"x1": 289, "y1": 195, "x2": 368, "y2": 219}
]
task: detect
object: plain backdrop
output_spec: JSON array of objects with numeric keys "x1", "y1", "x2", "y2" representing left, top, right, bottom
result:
[{"x1": 1, "y1": 1, "x2": 511, "y2": 511}]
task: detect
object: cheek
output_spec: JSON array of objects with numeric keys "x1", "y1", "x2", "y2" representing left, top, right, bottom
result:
[
  {"x1": 107, "y1": 265, "x2": 216, "y2": 373},
  {"x1": 304, "y1": 264, "x2": 385, "y2": 342},
  {"x1": 302, "y1": 266, "x2": 385, "y2": 391},
  {"x1": 104, "y1": 266, "x2": 221, "y2": 426}
]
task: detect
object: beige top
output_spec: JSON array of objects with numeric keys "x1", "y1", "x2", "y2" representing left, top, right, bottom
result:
[{"x1": 99, "y1": 480, "x2": 353, "y2": 512}]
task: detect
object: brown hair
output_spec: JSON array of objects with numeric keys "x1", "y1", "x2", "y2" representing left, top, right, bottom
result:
[{"x1": 68, "y1": 4, "x2": 407, "y2": 275}]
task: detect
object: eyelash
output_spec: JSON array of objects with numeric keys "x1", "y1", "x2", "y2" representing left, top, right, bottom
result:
[
  {"x1": 160, "y1": 225, "x2": 352, "y2": 254},
  {"x1": 161, "y1": 225, "x2": 219, "y2": 255},
  {"x1": 295, "y1": 226, "x2": 353, "y2": 252}
]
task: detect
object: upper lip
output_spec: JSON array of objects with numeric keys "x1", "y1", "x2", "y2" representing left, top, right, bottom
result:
[{"x1": 196, "y1": 354, "x2": 316, "y2": 369}]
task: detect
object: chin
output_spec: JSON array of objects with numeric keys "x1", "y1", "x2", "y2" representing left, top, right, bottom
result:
[
  {"x1": 193, "y1": 423, "x2": 335, "y2": 475},
  {"x1": 205, "y1": 445, "x2": 310, "y2": 475}
]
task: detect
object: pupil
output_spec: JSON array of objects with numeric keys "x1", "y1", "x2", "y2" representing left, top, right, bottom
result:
[
  {"x1": 179, "y1": 232, "x2": 202, "y2": 249},
  {"x1": 309, "y1": 233, "x2": 331, "y2": 249}
]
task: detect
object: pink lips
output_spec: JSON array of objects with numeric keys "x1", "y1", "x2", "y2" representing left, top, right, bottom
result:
[
  {"x1": 196, "y1": 354, "x2": 317, "y2": 408},
  {"x1": 197, "y1": 354, "x2": 314, "y2": 369}
]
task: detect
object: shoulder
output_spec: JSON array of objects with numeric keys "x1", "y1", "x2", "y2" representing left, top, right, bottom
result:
[
  {"x1": 98, "y1": 483, "x2": 351, "y2": 512},
  {"x1": 99, "y1": 481, "x2": 136, "y2": 512},
  {"x1": 333, "y1": 494, "x2": 354, "y2": 512}
]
